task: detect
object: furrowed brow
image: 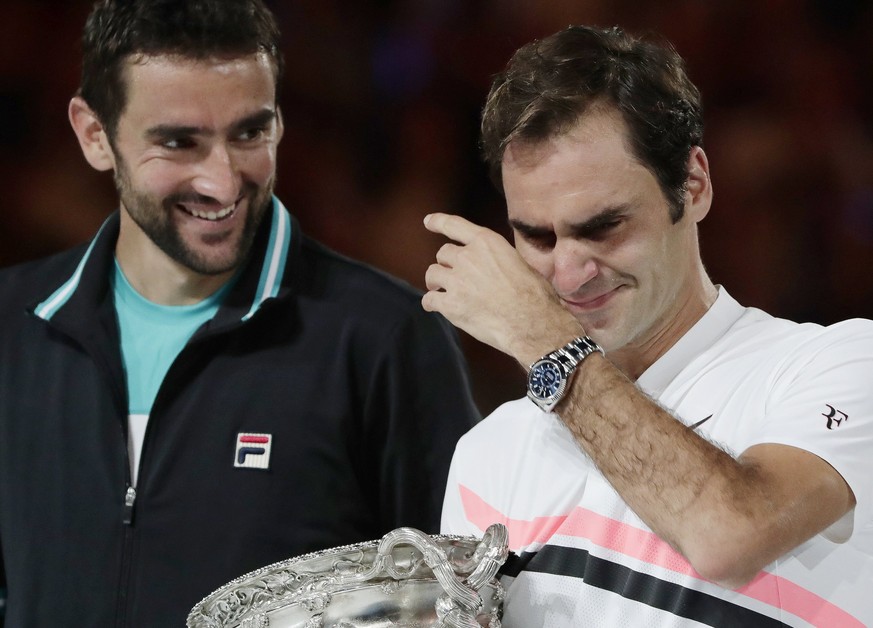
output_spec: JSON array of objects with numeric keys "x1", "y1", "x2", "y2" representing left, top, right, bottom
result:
[
  {"x1": 570, "y1": 205, "x2": 629, "y2": 238},
  {"x1": 508, "y1": 219, "x2": 554, "y2": 239},
  {"x1": 509, "y1": 204, "x2": 630, "y2": 239}
]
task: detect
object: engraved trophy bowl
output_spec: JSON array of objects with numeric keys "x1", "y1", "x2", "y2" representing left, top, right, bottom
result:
[{"x1": 187, "y1": 523, "x2": 509, "y2": 628}]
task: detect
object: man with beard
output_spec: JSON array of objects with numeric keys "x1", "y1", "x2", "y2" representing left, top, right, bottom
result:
[
  {"x1": 427, "y1": 26, "x2": 873, "y2": 627},
  {"x1": 0, "y1": 1, "x2": 479, "y2": 625}
]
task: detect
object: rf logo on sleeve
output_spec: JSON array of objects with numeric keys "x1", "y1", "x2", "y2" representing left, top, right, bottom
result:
[{"x1": 823, "y1": 405, "x2": 848, "y2": 430}]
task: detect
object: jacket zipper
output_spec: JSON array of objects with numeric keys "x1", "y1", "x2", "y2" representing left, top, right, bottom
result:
[
  {"x1": 123, "y1": 486, "x2": 137, "y2": 525},
  {"x1": 35, "y1": 314, "x2": 139, "y2": 626},
  {"x1": 115, "y1": 484, "x2": 136, "y2": 627}
]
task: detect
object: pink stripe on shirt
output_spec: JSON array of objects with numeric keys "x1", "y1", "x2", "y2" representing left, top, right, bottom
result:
[{"x1": 459, "y1": 484, "x2": 863, "y2": 628}]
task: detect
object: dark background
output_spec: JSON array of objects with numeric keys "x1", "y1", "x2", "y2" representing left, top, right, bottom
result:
[{"x1": 2, "y1": 0, "x2": 872, "y2": 415}]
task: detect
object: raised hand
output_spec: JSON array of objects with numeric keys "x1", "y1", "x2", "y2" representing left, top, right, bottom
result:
[{"x1": 422, "y1": 212, "x2": 583, "y2": 367}]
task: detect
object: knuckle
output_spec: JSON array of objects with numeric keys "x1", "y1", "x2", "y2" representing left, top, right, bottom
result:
[
  {"x1": 471, "y1": 228, "x2": 495, "y2": 247},
  {"x1": 424, "y1": 264, "x2": 437, "y2": 286}
]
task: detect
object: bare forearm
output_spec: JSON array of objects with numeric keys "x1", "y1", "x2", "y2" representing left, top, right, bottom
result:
[{"x1": 557, "y1": 353, "x2": 846, "y2": 587}]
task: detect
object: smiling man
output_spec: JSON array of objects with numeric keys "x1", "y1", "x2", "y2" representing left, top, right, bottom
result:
[
  {"x1": 0, "y1": 1, "x2": 479, "y2": 626},
  {"x1": 427, "y1": 26, "x2": 873, "y2": 626},
  {"x1": 73, "y1": 52, "x2": 281, "y2": 302}
]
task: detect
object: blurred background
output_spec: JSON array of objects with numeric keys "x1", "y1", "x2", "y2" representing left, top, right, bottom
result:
[{"x1": 2, "y1": 0, "x2": 872, "y2": 415}]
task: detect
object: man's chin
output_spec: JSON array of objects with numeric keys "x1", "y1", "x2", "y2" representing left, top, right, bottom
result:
[
  {"x1": 167, "y1": 191, "x2": 270, "y2": 275},
  {"x1": 573, "y1": 310, "x2": 608, "y2": 336},
  {"x1": 165, "y1": 239, "x2": 245, "y2": 276},
  {"x1": 184, "y1": 252, "x2": 245, "y2": 276}
]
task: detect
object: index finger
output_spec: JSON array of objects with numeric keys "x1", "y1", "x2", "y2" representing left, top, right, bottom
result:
[{"x1": 423, "y1": 212, "x2": 483, "y2": 245}]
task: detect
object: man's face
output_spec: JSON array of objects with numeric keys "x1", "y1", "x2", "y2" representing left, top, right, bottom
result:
[
  {"x1": 109, "y1": 53, "x2": 282, "y2": 276},
  {"x1": 503, "y1": 106, "x2": 708, "y2": 361}
]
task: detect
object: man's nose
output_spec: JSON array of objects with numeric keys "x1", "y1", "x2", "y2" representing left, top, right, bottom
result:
[
  {"x1": 190, "y1": 144, "x2": 241, "y2": 206},
  {"x1": 551, "y1": 241, "x2": 599, "y2": 296}
]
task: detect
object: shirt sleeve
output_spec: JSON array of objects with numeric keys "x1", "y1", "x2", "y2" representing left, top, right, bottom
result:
[{"x1": 748, "y1": 319, "x2": 873, "y2": 536}]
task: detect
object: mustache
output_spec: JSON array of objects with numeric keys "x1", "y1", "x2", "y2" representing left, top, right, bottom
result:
[{"x1": 162, "y1": 179, "x2": 264, "y2": 208}]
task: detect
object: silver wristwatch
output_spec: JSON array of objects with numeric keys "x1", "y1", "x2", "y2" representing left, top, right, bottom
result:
[{"x1": 526, "y1": 336, "x2": 603, "y2": 412}]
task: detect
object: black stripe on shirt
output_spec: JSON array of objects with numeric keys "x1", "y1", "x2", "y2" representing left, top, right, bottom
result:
[{"x1": 501, "y1": 546, "x2": 790, "y2": 627}]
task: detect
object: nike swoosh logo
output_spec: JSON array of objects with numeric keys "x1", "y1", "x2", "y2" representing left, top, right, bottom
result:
[{"x1": 689, "y1": 414, "x2": 712, "y2": 430}]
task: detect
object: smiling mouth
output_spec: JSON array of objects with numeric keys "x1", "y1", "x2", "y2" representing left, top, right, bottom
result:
[
  {"x1": 179, "y1": 201, "x2": 237, "y2": 222},
  {"x1": 561, "y1": 286, "x2": 622, "y2": 310}
]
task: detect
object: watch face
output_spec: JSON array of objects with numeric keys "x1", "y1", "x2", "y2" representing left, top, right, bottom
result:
[{"x1": 529, "y1": 360, "x2": 564, "y2": 399}]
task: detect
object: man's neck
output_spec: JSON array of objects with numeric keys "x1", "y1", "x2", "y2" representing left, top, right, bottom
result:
[
  {"x1": 610, "y1": 277, "x2": 718, "y2": 381},
  {"x1": 114, "y1": 242, "x2": 234, "y2": 306}
]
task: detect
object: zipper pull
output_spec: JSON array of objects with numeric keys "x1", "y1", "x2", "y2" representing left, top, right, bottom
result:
[{"x1": 123, "y1": 485, "x2": 137, "y2": 525}]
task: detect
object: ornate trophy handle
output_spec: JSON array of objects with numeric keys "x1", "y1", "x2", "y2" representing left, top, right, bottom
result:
[
  {"x1": 338, "y1": 523, "x2": 508, "y2": 627},
  {"x1": 464, "y1": 524, "x2": 509, "y2": 592}
]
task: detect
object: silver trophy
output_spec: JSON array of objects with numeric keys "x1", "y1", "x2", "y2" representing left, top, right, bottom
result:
[{"x1": 187, "y1": 523, "x2": 509, "y2": 628}]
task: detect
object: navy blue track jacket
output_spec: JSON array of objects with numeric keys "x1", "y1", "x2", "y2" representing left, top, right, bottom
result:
[{"x1": 0, "y1": 199, "x2": 480, "y2": 626}]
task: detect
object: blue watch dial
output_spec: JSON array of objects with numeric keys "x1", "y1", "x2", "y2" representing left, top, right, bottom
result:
[{"x1": 529, "y1": 361, "x2": 563, "y2": 398}]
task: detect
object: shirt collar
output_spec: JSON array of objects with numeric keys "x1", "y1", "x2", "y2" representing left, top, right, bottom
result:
[
  {"x1": 636, "y1": 287, "x2": 745, "y2": 397},
  {"x1": 33, "y1": 196, "x2": 294, "y2": 325}
]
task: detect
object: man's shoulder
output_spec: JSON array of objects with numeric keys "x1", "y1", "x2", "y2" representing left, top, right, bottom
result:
[
  {"x1": 723, "y1": 304, "x2": 873, "y2": 356},
  {"x1": 790, "y1": 318, "x2": 873, "y2": 371},
  {"x1": 0, "y1": 246, "x2": 89, "y2": 313},
  {"x1": 823, "y1": 316, "x2": 873, "y2": 339},
  {"x1": 0, "y1": 246, "x2": 85, "y2": 281},
  {"x1": 672, "y1": 311, "x2": 873, "y2": 407},
  {"x1": 296, "y1": 235, "x2": 428, "y2": 320}
]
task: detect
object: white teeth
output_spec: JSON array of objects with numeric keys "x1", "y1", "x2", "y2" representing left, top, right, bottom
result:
[{"x1": 186, "y1": 204, "x2": 235, "y2": 221}]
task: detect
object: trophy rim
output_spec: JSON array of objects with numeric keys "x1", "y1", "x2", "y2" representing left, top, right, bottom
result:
[{"x1": 186, "y1": 532, "x2": 493, "y2": 628}]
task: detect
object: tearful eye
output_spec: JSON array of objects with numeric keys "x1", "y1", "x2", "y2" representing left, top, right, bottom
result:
[
  {"x1": 582, "y1": 219, "x2": 623, "y2": 242},
  {"x1": 526, "y1": 233, "x2": 557, "y2": 251}
]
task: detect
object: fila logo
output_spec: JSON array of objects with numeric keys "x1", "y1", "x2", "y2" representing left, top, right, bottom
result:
[
  {"x1": 234, "y1": 433, "x2": 273, "y2": 470},
  {"x1": 823, "y1": 405, "x2": 848, "y2": 430}
]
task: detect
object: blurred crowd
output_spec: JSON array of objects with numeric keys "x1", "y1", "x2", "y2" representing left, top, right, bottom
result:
[{"x1": 2, "y1": 0, "x2": 871, "y2": 413}]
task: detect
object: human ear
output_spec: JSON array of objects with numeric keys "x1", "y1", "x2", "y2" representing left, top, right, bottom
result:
[
  {"x1": 275, "y1": 106, "x2": 285, "y2": 144},
  {"x1": 684, "y1": 146, "x2": 713, "y2": 223},
  {"x1": 68, "y1": 96, "x2": 116, "y2": 172}
]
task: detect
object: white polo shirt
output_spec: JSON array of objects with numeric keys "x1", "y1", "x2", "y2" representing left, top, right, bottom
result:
[{"x1": 442, "y1": 289, "x2": 873, "y2": 627}]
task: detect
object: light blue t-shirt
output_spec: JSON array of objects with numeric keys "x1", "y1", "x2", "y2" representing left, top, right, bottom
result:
[{"x1": 112, "y1": 260, "x2": 232, "y2": 484}]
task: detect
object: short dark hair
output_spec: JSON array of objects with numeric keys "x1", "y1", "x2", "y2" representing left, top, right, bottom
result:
[
  {"x1": 481, "y1": 25, "x2": 703, "y2": 222},
  {"x1": 79, "y1": 0, "x2": 283, "y2": 139}
]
